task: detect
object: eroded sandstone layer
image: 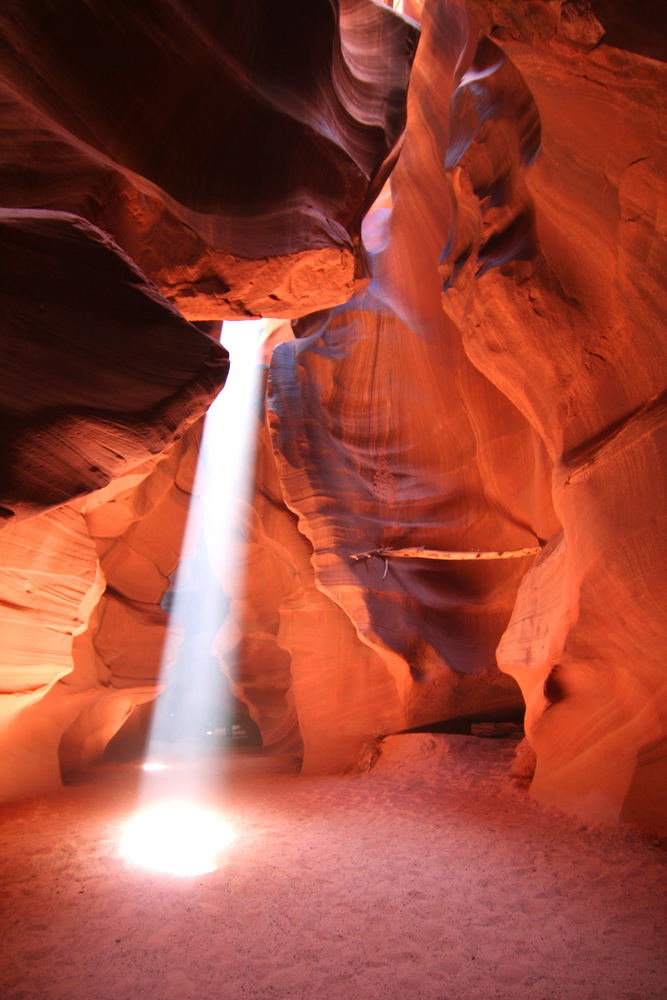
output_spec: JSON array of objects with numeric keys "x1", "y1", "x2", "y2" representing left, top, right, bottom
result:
[
  {"x1": 0, "y1": 209, "x2": 228, "y2": 521},
  {"x1": 0, "y1": 0, "x2": 418, "y2": 797},
  {"x1": 262, "y1": 1, "x2": 551, "y2": 773},
  {"x1": 258, "y1": 0, "x2": 666, "y2": 820},
  {"x1": 460, "y1": 10, "x2": 667, "y2": 825},
  {"x1": 0, "y1": 208, "x2": 226, "y2": 800},
  {"x1": 0, "y1": 0, "x2": 418, "y2": 317}
]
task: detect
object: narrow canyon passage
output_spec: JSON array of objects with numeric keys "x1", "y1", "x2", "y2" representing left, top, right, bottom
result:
[
  {"x1": 1, "y1": 2, "x2": 666, "y2": 998},
  {"x1": 1, "y1": 736, "x2": 665, "y2": 1000}
]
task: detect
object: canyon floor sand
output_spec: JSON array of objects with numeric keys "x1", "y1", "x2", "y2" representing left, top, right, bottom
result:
[{"x1": 1, "y1": 734, "x2": 666, "y2": 1000}]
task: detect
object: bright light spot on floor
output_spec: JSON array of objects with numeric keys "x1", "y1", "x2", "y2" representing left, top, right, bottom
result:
[
  {"x1": 141, "y1": 762, "x2": 169, "y2": 772},
  {"x1": 119, "y1": 801, "x2": 235, "y2": 877}
]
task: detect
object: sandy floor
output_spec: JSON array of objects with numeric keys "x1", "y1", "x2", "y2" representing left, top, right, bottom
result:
[{"x1": 1, "y1": 733, "x2": 666, "y2": 1000}]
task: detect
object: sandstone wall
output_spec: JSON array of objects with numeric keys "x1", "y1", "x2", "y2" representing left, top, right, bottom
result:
[{"x1": 0, "y1": 0, "x2": 664, "y2": 824}]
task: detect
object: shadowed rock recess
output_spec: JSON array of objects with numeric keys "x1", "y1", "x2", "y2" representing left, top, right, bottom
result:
[{"x1": 0, "y1": 0, "x2": 665, "y2": 826}]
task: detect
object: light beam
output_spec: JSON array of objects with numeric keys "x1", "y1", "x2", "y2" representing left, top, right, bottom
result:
[{"x1": 119, "y1": 318, "x2": 286, "y2": 876}]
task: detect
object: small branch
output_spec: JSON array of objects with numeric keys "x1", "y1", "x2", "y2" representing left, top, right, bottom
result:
[{"x1": 350, "y1": 543, "x2": 543, "y2": 564}]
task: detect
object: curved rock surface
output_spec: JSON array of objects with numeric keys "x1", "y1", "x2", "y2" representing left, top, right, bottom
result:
[
  {"x1": 0, "y1": 503, "x2": 102, "y2": 800},
  {"x1": 0, "y1": 209, "x2": 227, "y2": 521},
  {"x1": 0, "y1": 0, "x2": 665, "y2": 828},
  {"x1": 0, "y1": 0, "x2": 418, "y2": 317},
  {"x1": 262, "y1": 0, "x2": 667, "y2": 822},
  {"x1": 457, "y1": 25, "x2": 667, "y2": 825},
  {"x1": 0, "y1": 425, "x2": 206, "y2": 797},
  {"x1": 264, "y1": 0, "x2": 550, "y2": 772},
  {"x1": 0, "y1": 205, "x2": 225, "y2": 794}
]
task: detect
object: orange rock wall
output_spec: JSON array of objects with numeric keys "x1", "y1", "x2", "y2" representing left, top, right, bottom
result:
[
  {"x1": 457, "y1": 15, "x2": 667, "y2": 825},
  {"x1": 260, "y1": 0, "x2": 667, "y2": 820},
  {"x1": 0, "y1": 428, "x2": 204, "y2": 797},
  {"x1": 0, "y1": 0, "x2": 665, "y2": 825}
]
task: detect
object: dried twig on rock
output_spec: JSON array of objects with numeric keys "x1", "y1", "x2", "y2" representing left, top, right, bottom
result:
[
  {"x1": 350, "y1": 543, "x2": 543, "y2": 564},
  {"x1": 350, "y1": 543, "x2": 544, "y2": 577}
]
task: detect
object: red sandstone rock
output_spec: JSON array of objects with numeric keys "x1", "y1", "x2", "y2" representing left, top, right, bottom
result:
[
  {"x1": 0, "y1": 504, "x2": 103, "y2": 800},
  {"x1": 0, "y1": 427, "x2": 202, "y2": 797},
  {"x1": 0, "y1": 0, "x2": 665, "y2": 829},
  {"x1": 222, "y1": 409, "x2": 405, "y2": 771},
  {"x1": 0, "y1": 0, "x2": 418, "y2": 318},
  {"x1": 261, "y1": 0, "x2": 667, "y2": 823},
  {"x1": 443, "y1": 6, "x2": 667, "y2": 823},
  {"x1": 262, "y1": 1, "x2": 546, "y2": 771},
  {"x1": 0, "y1": 202, "x2": 225, "y2": 791},
  {"x1": 0, "y1": 209, "x2": 227, "y2": 521}
]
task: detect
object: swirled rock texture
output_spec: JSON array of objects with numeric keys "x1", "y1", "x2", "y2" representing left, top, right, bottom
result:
[
  {"x1": 455, "y1": 9, "x2": 667, "y2": 825},
  {"x1": 0, "y1": 0, "x2": 418, "y2": 318},
  {"x1": 264, "y1": 1, "x2": 550, "y2": 774},
  {"x1": 261, "y1": 0, "x2": 667, "y2": 825},
  {"x1": 0, "y1": 0, "x2": 665, "y2": 828},
  {"x1": 0, "y1": 209, "x2": 228, "y2": 522},
  {"x1": 0, "y1": 504, "x2": 102, "y2": 800},
  {"x1": 0, "y1": 206, "x2": 227, "y2": 797},
  {"x1": 0, "y1": 433, "x2": 197, "y2": 799},
  {"x1": 0, "y1": 0, "x2": 418, "y2": 799}
]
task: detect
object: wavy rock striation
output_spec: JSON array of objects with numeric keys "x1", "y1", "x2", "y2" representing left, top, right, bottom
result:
[
  {"x1": 261, "y1": 0, "x2": 667, "y2": 823},
  {"x1": 454, "y1": 18, "x2": 667, "y2": 825},
  {"x1": 0, "y1": 0, "x2": 418, "y2": 317},
  {"x1": 0, "y1": 206, "x2": 226, "y2": 796},
  {"x1": 263, "y1": 0, "x2": 552, "y2": 773},
  {"x1": 0, "y1": 1, "x2": 665, "y2": 826},
  {"x1": 0, "y1": 422, "x2": 207, "y2": 797},
  {"x1": 0, "y1": 209, "x2": 228, "y2": 522}
]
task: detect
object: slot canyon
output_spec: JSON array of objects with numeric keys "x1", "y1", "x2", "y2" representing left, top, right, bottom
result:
[{"x1": 1, "y1": 2, "x2": 666, "y2": 999}]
